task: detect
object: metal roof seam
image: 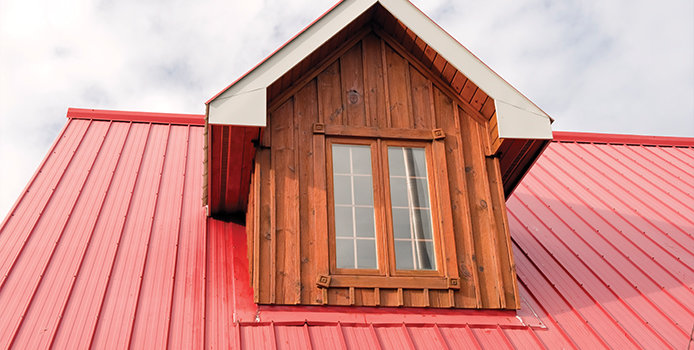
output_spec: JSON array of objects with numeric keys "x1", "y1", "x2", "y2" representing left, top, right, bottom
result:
[
  {"x1": 46, "y1": 121, "x2": 134, "y2": 349},
  {"x1": 553, "y1": 144, "x2": 694, "y2": 274},
  {"x1": 507, "y1": 208, "x2": 618, "y2": 349},
  {"x1": 532, "y1": 156, "x2": 694, "y2": 317},
  {"x1": 572, "y1": 144, "x2": 694, "y2": 262},
  {"x1": 642, "y1": 147, "x2": 694, "y2": 183},
  {"x1": 85, "y1": 122, "x2": 154, "y2": 350},
  {"x1": 510, "y1": 192, "x2": 648, "y2": 348},
  {"x1": 163, "y1": 126, "x2": 192, "y2": 350},
  {"x1": 7, "y1": 120, "x2": 109, "y2": 349},
  {"x1": 124, "y1": 124, "x2": 172, "y2": 349},
  {"x1": 605, "y1": 144, "x2": 694, "y2": 228},
  {"x1": 517, "y1": 172, "x2": 686, "y2": 344}
]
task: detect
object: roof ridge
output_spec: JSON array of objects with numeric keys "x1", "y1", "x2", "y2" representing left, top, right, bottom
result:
[
  {"x1": 552, "y1": 131, "x2": 694, "y2": 147},
  {"x1": 67, "y1": 108, "x2": 205, "y2": 126}
]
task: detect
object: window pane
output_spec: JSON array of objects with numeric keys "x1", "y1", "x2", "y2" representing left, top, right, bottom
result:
[
  {"x1": 355, "y1": 207, "x2": 375, "y2": 238},
  {"x1": 388, "y1": 147, "x2": 406, "y2": 176},
  {"x1": 357, "y1": 240, "x2": 377, "y2": 269},
  {"x1": 388, "y1": 146, "x2": 436, "y2": 271},
  {"x1": 389, "y1": 177, "x2": 409, "y2": 207},
  {"x1": 394, "y1": 240, "x2": 414, "y2": 270},
  {"x1": 333, "y1": 175, "x2": 351, "y2": 205},
  {"x1": 353, "y1": 176, "x2": 374, "y2": 206},
  {"x1": 332, "y1": 145, "x2": 351, "y2": 174},
  {"x1": 392, "y1": 208, "x2": 411, "y2": 239},
  {"x1": 351, "y1": 146, "x2": 372, "y2": 175},
  {"x1": 336, "y1": 238, "x2": 355, "y2": 269},
  {"x1": 331, "y1": 143, "x2": 377, "y2": 270},
  {"x1": 335, "y1": 206, "x2": 353, "y2": 237}
]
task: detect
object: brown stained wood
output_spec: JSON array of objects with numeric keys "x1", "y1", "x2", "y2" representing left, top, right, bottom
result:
[
  {"x1": 317, "y1": 61, "x2": 344, "y2": 125},
  {"x1": 384, "y1": 44, "x2": 413, "y2": 128},
  {"x1": 402, "y1": 27, "x2": 417, "y2": 52},
  {"x1": 379, "y1": 289, "x2": 399, "y2": 307},
  {"x1": 470, "y1": 88, "x2": 488, "y2": 111},
  {"x1": 236, "y1": 127, "x2": 257, "y2": 210},
  {"x1": 403, "y1": 289, "x2": 428, "y2": 307},
  {"x1": 272, "y1": 99, "x2": 300, "y2": 304},
  {"x1": 450, "y1": 72, "x2": 467, "y2": 94},
  {"x1": 340, "y1": 42, "x2": 367, "y2": 126},
  {"x1": 433, "y1": 88, "x2": 480, "y2": 308},
  {"x1": 257, "y1": 127, "x2": 274, "y2": 304},
  {"x1": 431, "y1": 54, "x2": 447, "y2": 78},
  {"x1": 460, "y1": 81, "x2": 477, "y2": 103},
  {"x1": 362, "y1": 33, "x2": 387, "y2": 128},
  {"x1": 409, "y1": 66, "x2": 432, "y2": 130},
  {"x1": 251, "y1": 158, "x2": 261, "y2": 303},
  {"x1": 486, "y1": 156, "x2": 520, "y2": 309},
  {"x1": 296, "y1": 81, "x2": 319, "y2": 305},
  {"x1": 380, "y1": 39, "x2": 393, "y2": 128},
  {"x1": 481, "y1": 97, "x2": 496, "y2": 120},
  {"x1": 422, "y1": 45, "x2": 437, "y2": 69},
  {"x1": 459, "y1": 107, "x2": 504, "y2": 309},
  {"x1": 441, "y1": 63, "x2": 457, "y2": 84},
  {"x1": 327, "y1": 275, "x2": 453, "y2": 289},
  {"x1": 412, "y1": 37, "x2": 427, "y2": 62},
  {"x1": 328, "y1": 288, "x2": 351, "y2": 306},
  {"x1": 322, "y1": 124, "x2": 442, "y2": 140}
]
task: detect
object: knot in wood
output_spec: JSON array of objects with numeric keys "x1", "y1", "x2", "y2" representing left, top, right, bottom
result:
[
  {"x1": 479, "y1": 199, "x2": 488, "y2": 209},
  {"x1": 348, "y1": 90, "x2": 360, "y2": 104}
]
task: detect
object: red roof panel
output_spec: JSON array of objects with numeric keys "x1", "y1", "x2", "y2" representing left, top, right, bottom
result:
[{"x1": 0, "y1": 109, "x2": 692, "y2": 349}]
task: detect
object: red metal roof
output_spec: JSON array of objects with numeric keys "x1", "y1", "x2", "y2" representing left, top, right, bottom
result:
[{"x1": 1, "y1": 110, "x2": 692, "y2": 349}]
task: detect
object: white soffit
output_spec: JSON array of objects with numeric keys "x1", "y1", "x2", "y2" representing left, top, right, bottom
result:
[{"x1": 208, "y1": 0, "x2": 553, "y2": 141}]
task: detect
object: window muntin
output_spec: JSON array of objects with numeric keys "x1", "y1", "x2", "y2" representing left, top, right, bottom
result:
[
  {"x1": 331, "y1": 144, "x2": 378, "y2": 269},
  {"x1": 387, "y1": 146, "x2": 436, "y2": 271}
]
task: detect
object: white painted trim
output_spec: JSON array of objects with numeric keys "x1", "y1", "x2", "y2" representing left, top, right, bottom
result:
[
  {"x1": 495, "y1": 100, "x2": 553, "y2": 139},
  {"x1": 208, "y1": 0, "x2": 552, "y2": 141}
]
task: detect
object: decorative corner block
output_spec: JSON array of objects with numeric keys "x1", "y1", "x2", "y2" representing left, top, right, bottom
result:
[
  {"x1": 432, "y1": 128, "x2": 445, "y2": 140},
  {"x1": 316, "y1": 274, "x2": 332, "y2": 288},
  {"x1": 447, "y1": 277, "x2": 461, "y2": 290},
  {"x1": 313, "y1": 123, "x2": 326, "y2": 134}
]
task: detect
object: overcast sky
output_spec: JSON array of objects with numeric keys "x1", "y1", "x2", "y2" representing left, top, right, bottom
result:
[{"x1": 1, "y1": 0, "x2": 693, "y2": 220}]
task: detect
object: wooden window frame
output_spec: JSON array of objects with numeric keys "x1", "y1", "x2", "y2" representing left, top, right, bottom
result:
[{"x1": 319, "y1": 124, "x2": 460, "y2": 291}]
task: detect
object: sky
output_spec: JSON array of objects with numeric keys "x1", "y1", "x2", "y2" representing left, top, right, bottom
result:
[{"x1": 1, "y1": 0, "x2": 693, "y2": 220}]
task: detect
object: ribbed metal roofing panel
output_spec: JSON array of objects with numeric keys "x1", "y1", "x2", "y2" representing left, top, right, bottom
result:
[{"x1": 0, "y1": 110, "x2": 692, "y2": 349}]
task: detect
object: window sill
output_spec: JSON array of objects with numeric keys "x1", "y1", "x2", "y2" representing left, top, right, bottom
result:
[{"x1": 317, "y1": 274, "x2": 460, "y2": 290}]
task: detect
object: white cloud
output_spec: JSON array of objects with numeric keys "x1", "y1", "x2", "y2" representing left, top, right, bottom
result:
[{"x1": 1, "y1": 0, "x2": 692, "y2": 219}]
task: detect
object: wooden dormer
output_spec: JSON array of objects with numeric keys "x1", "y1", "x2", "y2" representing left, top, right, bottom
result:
[{"x1": 204, "y1": 0, "x2": 553, "y2": 309}]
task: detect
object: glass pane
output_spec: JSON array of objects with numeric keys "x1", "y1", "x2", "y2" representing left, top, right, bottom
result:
[
  {"x1": 351, "y1": 146, "x2": 372, "y2": 175},
  {"x1": 353, "y1": 176, "x2": 374, "y2": 206},
  {"x1": 333, "y1": 175, "x2": 351, "y2": 205},
  {"x1": 414, "y1": 208, "x2": 433, "y2": 239},
  {"x1": 394, "y1": 240, "x2": 414, "y2": 270},
  {"x1": 409, "y1": 148, "x2": 427, "y2": 176},
  {"x1": 388, "y1": 147, "x2": 406, "y2": 176},
  {"x1": 355, "y1": 207, "x2": 375, "y2": 238},
  {"x1": 417, "y1": 241, "x2": 436, "y2": 270},
  {"x1": 335, "y1": 206, "x2": 353, "y2": 237},
  {"x1": 356, "y1": 240, "x2": 377, "y2": 269},
  {"x1": 388, "y1": 146, "x2": 436, "y2": 271},
  {"x1": 392, "y1": 208, "x2": 411, "y2": 239},
  {"x1": 389, "y1": 177, "x2": 408, "y2": 207},
  {"x1": 332, "y1": 145, "x2": 351, "y2": 174},
  {"x1": 336, "y1": 238, "x2": 355, "y2": 269},
  {"x1": 412, "y1": 178, "x2": 430, "y2": 208}
]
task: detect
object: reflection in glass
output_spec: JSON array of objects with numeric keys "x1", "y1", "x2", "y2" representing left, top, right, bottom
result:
[
  {"x1": 388, "y1": 146, "x2": 436, "y2": 270},
  {"x1": 332, "y1": 144, "x2": 378, "y2": 269}
]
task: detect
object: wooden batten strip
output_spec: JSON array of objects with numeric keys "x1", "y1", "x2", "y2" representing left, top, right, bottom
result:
[{"x1": 321, "y1": 124, "x2": 443, "y2": 140}]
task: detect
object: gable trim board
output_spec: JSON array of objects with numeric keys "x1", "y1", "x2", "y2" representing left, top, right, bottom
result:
[{"x1": 206, "y1": 0, "x2": 552, "y2": 140}]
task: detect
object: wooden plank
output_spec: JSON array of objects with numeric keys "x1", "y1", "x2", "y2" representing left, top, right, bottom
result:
[
  {"x1": 459, "y1": 107, "x2": 504, "y2": 309},
  {"x1": 486, "y1": 156, "x2": 520, "y2": 309},
  {"x1": 327, "y1": 275, "x2": 452, "y2": 289},
  {"x1": 296, "y1": 81, "x2": 319, "y2": 305},
  {"x1": 470, "y1": 88, "x2": 488, "y2": 111},
  {"x1": 384, "y1": 43, "x2": 413, "y2": 128},
  {"x1": 450, "y1": 72, "x2": 467, "y2": 94},
  {"x1": 361, "y1": 33, "x2": 387, "y2": 128},
  {"x1": 460, "y1": 81, "x2": 477, "y2": 103},
  {"x1": 403, "y1": 289, "x2": 428, "y2": 307},
  {"x1": 272, "y1": 99, "x2": 300, "y2": 304},
  {"x1": 441, "y1": 63, "x2": 457, "y2": 84},
  {"x1": 409, "y1": 66, "x2": 432, "y2": 130},
  {"x1": 251, "y1": 157, "x2": 261, "y2": 303},
  {"x1": 481, "y1": 96, "x2": 496, "y2": 120},
  {"x1": 340, "y1": 41, "x2": 367, "y2": 126},
  {"x1": 235, "y1": 127, "x2": 257, "y2": 211},
  {"x1": 433, "y1": 87, "x2": 480, "y2": 308},
  {"x1": 257, "y1": 123, "x2": 274, "y2": 303},
  {"x1": 322, "y1": 124, "x2": 441, "y2": 140},
  {"x1": 317, "y1": 61, "x2": 344, "y2": 125}
]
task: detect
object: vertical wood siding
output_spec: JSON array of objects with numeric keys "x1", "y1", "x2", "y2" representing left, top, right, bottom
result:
[{"x1": 248, "y1": 28, "x2": 519, "y2": 309}]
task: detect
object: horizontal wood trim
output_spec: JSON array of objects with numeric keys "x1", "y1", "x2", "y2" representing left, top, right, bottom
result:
[
  {"x1": 318, "y1": 124, "x2": 445, "y2": 140},
  {"x1": 320, "y1": 275, "x2": 460, "y2": 290}
]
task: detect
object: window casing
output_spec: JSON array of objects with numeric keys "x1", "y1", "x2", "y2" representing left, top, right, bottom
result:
[{"x1": 326, "y1": 135, "x2": 454, "y2": 288}]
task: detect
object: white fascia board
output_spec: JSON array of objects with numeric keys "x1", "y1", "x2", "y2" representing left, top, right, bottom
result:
[
  {"x1": 379, "y1": 0, "x2": 553, "y2": 128},
  {"x1": 495, "y1": 100, "x2": 553, "y2": 139},
  {"x1": 209, "y1": 0, "x2": 378, "y2": 126}
]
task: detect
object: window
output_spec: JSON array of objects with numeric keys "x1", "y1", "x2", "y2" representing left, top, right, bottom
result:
[{"x1": 327, "y1": 137, "x2": 446, "y2": 283}]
